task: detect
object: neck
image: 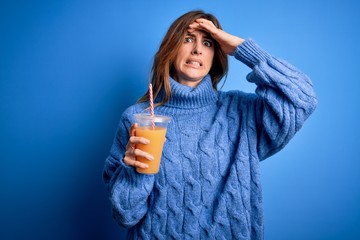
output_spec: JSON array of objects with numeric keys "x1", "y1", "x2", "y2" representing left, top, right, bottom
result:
[
  {"x1": 173, "y1": 75, "x2": 202, "y2": 88},
  {"x1": 156, "y1": 75, "x2": 218, "y2": 111}
]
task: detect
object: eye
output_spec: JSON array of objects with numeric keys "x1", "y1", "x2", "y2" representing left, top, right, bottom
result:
[
  {"x1": 184, "y1": 37, "x2": 193, "y2": 43},
  {"x1": 203, "y1": 40, "x2": 213, "y2": 47}
]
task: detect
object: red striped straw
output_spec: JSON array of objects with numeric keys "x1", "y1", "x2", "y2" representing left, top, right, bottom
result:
[{"x1": 149, "y1": 83, "x2": 155, "y2": 129}]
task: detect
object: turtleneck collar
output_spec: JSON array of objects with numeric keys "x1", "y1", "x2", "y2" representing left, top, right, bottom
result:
[{"x1": 158, "y1": 74, "x2": 218, "y2": 110}]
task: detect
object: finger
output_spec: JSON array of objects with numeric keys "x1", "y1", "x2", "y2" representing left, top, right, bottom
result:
[
  {"x1": 126, "y1": 134, "x2": 150, "y2": 153},
  {"x1": 188, "y1": 20, "x2": 219, "y2": 40},
  {"x1": 124, "y1": 147, "x2": 135, "y2": 157},
  {"x1": 195, "y1": 18, "x2": 212, "y2": 25},
  {"x1": 195, "y1": 18, "x2": 217, "y2": 31},
  {"x1": 124, "y1": 156, "x2": 149, "y2": 169},
  {"x1": 187, "y1": 25, "x2": 199, "y2": 34},
  {"x1": 133, "y1": 148, "x2": 154, "y2": 161},
  {"x1": 130, "y1": 123, "x2": 138, "y2": 137},
  {"x1": 129, "y1": 136, "x2": 150, "y2": 145},
  {"x1": 125, "y1": 146, "x2": 154, "y2": 161},
  {"x1": 133, "y1": 160, "x2": 149, "y2": 169},
  {"x1": 188, "y1": 21, "x2": 200, "y2": 28}
]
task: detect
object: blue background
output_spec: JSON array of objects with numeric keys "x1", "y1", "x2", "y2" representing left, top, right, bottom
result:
[{"x1": 1, "y1": 0, "x2": 359, "y2": 239}]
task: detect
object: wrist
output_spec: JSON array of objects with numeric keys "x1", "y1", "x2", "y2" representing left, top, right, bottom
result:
[
  {"x1": 228, "y1": 37, "x2": 245, "y2": 56},
  {"x1": 234, "y1": 36, "x2": 245, "y2": 46}
]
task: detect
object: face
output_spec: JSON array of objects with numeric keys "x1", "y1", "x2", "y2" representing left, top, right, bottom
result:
[{"x1": 172, "y1": 30, "x2": 215, "y2": 87}]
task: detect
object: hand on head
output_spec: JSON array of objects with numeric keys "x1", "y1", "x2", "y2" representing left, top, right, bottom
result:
[{"x1": 188, "y1": 18, "x2": 244, "y2": 55}]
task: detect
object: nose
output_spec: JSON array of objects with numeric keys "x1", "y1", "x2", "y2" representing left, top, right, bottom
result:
[{"x1": 191, "y1": 42, "x2": 202, "y2": 55}]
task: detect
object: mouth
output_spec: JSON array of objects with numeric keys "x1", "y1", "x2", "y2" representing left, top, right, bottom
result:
[{"x1": 185, "y1": 59, "x2": 203, "y2": 68}]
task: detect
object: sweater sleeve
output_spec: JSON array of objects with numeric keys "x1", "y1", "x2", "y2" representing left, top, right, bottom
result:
[
  {"x1": 103, "y1": 108, "x2": 155, "y2": 228},
  {"x1": 234, "y1": 39, "x2": 317, "y2": 160}
]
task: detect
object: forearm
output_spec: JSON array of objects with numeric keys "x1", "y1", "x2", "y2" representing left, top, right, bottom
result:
[
  {"x1": 234, "y1": 39, "x2": 318, "y2": 159},
  {"x1": 108, "y1": 160, "x2": 155, "y2": 227},
  {"x1": 103, "y1": 116, "x2": 155, "y2": 227}
]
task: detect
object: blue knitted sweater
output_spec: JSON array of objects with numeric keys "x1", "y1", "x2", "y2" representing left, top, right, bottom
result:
[{"x1": 103, "y1": 39, "x2": 317, "y2": 239}]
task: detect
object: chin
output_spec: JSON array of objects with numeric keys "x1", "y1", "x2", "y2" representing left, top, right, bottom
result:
[{"x1": 184, "y1": 73, "x2": 207, "y2": 81}]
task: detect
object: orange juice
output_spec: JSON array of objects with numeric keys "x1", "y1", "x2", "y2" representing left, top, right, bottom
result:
[{"x1": 135, "y1": 126, "x2": 167, "y2": 174}]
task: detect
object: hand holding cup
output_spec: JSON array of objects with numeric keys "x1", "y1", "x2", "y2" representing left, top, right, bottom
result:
[{"x1": 124, "y1": 123, "x2": 154, "y2": 169}]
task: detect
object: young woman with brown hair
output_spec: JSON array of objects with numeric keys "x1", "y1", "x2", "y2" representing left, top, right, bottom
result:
[{"x1": 103, "y1": 10, "x2": 317, "y2": 239}]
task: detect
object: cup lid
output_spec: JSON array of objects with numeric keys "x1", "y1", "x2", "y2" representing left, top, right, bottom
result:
[{"x1": 134, "y1": 113, "x2": 171, "y2": 123}]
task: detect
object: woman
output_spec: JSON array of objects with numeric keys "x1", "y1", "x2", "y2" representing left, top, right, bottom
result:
[{"x1": 103, "y1": 10, "x2": 317, "y2": 239}]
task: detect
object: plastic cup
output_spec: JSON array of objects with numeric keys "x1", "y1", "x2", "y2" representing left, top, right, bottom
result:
[{"x1": 134, "y1": 113, "x2": 171, "y2": 174}]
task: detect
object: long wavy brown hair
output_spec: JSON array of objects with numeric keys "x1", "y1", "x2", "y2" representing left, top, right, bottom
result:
[{"x1": 138, "y1": 10, "x2": 228, "y2": 107}]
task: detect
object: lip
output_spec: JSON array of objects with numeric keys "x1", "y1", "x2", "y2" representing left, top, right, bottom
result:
[{"x1": 185, "y1": 58, "x2": 203, "y2": 67}]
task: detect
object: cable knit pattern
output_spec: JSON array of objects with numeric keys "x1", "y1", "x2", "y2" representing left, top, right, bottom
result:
[{"x1": 103, "y1": 39, "x2": 317, "y2": 239}]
